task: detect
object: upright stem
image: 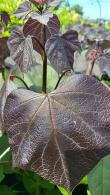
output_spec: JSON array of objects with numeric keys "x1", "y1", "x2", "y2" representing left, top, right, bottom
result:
[
  {"x1": 42, "y1": 25, "x2": 47, "y2": 94},
  {"x1": 42, "y1": 52, "x2": 47, "y2": 93}
]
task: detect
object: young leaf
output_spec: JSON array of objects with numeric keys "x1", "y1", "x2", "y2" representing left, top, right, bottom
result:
[
  {"x1": 0, "y1": 78, "x2": 16, "y2": 132},
  {"x1": 29, "y1": 0, "x2": 61, "y2": 7},
  {"x1": 14, "y1": 1, "x2": 53, "y2": 23},
  {"x1": 4, "y1": 75, "x2": 110, "y2": 191},
  {"x1": 31, "y1": 10, "x2": 53, "y2": 25},
  {"x1": 29, "y1": 0, "x2": 47, "y2": 5},
  {"x1": 14, "y1": 1, "x2": 33, "y2": 20},
  {"x1": 8, "y1": 27, "x2": 35, "y2": 72},
  {"x1": 45, "y1": 30, "x2": 80, "y2": 74},
  {"x1": 23, "y1": 14, "x2": 60, "y2": 55}
]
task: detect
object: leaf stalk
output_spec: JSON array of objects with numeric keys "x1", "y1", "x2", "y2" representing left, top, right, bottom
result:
[
  {"x1": 89, "y1": 60, "x2": 95, "y2": 75},
  {"x1": 13, "y1": 75, "x2": 29, "y2": 90},
  {"x1": 54, "y1": 69, "x2": 71, "y2": 90}
]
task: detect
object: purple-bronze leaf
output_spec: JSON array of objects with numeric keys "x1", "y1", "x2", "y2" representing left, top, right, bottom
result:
[
  {"x1": 14, "y1": 1, "x2": 32, "y2": 20},
  {"x1": 45, "y1": 30, "x2": 81, "y2": 74},
  {"x1": 0, "y1": 78, "x2": 16, "y2": 132},
  {"x1": 8, "y1": 27, "x2": 35, "y2": 72},
  {"x1": 0, "y1": 37, "x2": 10, "y2": 68},
  {"x1": 23, "y1": 14, "x2": 60, "y2": 56},
  {"x1": 4, "y1": 75, "x2": 110, "y2": 191},
  {"x1": 0, "y1": 11, "x2": 10, "y2": 26},
  {"x1": 14, "y1": 1, "x2": 53, "y2": 22}
]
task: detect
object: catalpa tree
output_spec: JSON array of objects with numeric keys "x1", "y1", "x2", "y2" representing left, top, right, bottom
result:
[{"x1": 0, "y1": 0, "x2": 110, "y2": 194}]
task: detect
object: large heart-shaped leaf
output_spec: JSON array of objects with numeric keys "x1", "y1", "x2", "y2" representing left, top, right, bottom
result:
[
  {"x1": 8, "y1": 27, "x2": 35, "y2": 72},
  {"x1": 14, "y1": 1, "x2": 32, "y2": 20},
  {"x1": 23, "y1": 14, "x2": 60, "y2": 55},
  {"x1": 45, "y1": 30, "x2": 80, "y2": 74},
  {"x1": 4, "y1": 75, "x2": 110, "y2": 191}
]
